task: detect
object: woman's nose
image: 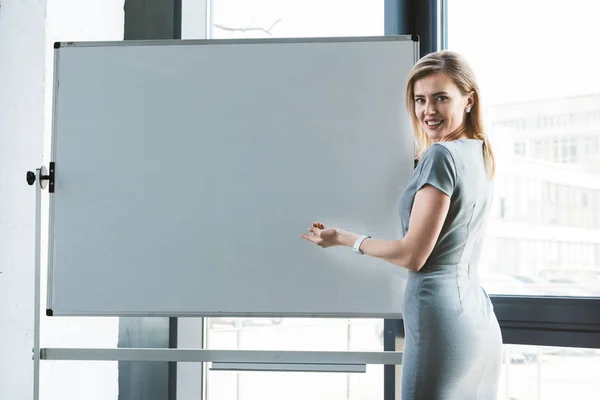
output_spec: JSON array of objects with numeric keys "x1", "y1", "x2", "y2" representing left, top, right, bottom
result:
[{"x1": 425, "y1": 102, "x2": 436, "y2": 115}]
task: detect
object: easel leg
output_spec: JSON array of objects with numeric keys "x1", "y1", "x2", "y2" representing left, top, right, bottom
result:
[{"x1": 33, "y1": 167, "x2": 42, "y2": 400}]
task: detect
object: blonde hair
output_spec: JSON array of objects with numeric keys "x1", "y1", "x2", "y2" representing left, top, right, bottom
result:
[{"x1": 406, "y1": 50, "x2": 495, "y2": 179}]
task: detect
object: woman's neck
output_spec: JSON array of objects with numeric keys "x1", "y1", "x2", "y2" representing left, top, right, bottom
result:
[{"x1": 438, "y1": 125, "x2": 470, "y2": 143}]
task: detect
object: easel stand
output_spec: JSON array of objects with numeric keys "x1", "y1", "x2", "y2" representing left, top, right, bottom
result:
[{"x1": 27, "y1": 167, "x2": 403, "y2": 400}]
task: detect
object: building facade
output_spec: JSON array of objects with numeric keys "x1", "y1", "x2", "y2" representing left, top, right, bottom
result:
[{"x1": 479, "y1": 94, "x2": 600, "y2": 295}]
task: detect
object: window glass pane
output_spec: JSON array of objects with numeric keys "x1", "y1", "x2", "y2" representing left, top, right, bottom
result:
[
  {"x1": 204, "y1": 2, "x2": 384, "y2": 398},
  {"x1": 207, "y1": 318, "x2": 383, "y2": 400},
  {"x1": 210, "y1": 0, "x2": 383, "y2": 39},
  {"x1": 209, "y1": 318, "x2": 382, "y2": 351},
  {"x1": 501, "y1": 345, "x2": 600, "y2": 400},
  {"x1": 448, "y1": 0, "x2": 600, "y2": 296},
  {"x1": 208, "y1": 368, "x2": 383, "y2": 400}
]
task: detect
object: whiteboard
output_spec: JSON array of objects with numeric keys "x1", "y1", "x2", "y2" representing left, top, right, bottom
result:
[{"x1": 46, "y1": 36, "x2": 418, "y2": 317}]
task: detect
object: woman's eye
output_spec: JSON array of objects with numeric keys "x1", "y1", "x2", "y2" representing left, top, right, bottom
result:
[
  {"x1": 415, "y1": 98, "x2": 424, "y2": 104},
  {"x1": 437, "y1": 96, "x2": 448, "y2": 102}
]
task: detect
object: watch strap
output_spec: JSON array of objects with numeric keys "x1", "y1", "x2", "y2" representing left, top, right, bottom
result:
[{"x1": 353, "y1": 234, "x2": 371, "y2": 255}]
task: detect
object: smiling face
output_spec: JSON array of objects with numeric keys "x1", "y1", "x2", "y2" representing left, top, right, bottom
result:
[{"x1": 412, "y1": 72, "x2": 474, "y2": 143}]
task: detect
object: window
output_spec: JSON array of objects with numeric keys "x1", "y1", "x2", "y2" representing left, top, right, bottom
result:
[
  {"x1": 202, "y1": 2, "x2": 385, "y2": 399},
  {"x1": 514, "y1": 141, "x2": 527, "y2": 157},
  {"x1": 209, "y1": 0, "x2": 383, "y2": 39},
  {"x1": 448, "y1": 0, "x2": 600, "y2": 297},
  {"x1": 500, "y1": 345, "x2": 600, "y2": 400},
  {"x1": 207, "y1": 318, "x2": 383, "y2": 400},
  {"x1": 499, "y1": 197, "x2": 506, "y2": 219},
  {"x1": 587, "y1": 110, "x2": 600, "y2": 125},
  {"x1": 533, "y1": 140, "x2": 543, "y2": 158}
]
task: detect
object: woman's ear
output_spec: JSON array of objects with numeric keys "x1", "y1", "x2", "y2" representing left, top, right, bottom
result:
[{"x1": 467, "y1": 91, "x2": 475, "y2": 108}]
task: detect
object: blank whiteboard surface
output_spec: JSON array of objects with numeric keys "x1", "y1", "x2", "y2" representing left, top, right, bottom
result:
[{"x1": 47, "y1": 37, "x2": 418, "y2": 317}]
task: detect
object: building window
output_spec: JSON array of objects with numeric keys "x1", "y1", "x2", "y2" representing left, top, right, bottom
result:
[
  {"x1": 586, "y1": 110, "x2": 600, "y2": 125},
  {"x1": 514, "y1": 141, "x2": 527, "y2": 156}
]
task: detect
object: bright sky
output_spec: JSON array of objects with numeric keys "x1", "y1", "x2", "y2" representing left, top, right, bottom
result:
[
  {"x1": 211, "y1": 0, "x2": 600, "y2": 105},
  {"x1": 448, "y1": 0, "x2": 600, "y2": 105},
  {"x1": 211, "y1": 0, "x2": 383, "y2": 38}
]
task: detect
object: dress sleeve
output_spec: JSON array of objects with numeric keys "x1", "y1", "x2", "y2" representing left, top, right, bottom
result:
[{"x1": 416, "y1": 144, "x2": 457, "y2": 197}]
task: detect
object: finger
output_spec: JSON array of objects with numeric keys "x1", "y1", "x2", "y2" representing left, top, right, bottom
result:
[
  {"x1": 301, "y1": 234, "x2": 322, "y2": 244},
  {"x1": 309, "y1": 227, "x2": 321, "y2": 236},
  {"x1": 312, "y1": 222, "x2": 325, "y2": 230}
]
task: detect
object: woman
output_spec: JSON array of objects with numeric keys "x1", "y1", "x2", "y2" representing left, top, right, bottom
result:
[{"x1": 301, "y1": 50, "x2": 503, "y2": 399}]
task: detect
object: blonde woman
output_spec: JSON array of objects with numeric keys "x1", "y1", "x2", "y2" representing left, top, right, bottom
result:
[{"x1": 302, "y1": 50, "x2": 503, "y2": 399}]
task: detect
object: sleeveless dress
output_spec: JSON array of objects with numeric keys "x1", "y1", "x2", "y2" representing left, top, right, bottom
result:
[{"x1": 397, "y1": 139, "x2": 503, "y2": 399}]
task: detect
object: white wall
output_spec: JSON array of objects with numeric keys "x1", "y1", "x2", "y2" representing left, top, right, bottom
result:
[{"x1": 0, "y1": 1, "x2": 47, "y2": 399}]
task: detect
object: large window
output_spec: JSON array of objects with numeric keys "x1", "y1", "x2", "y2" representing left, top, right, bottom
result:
[
  {"x1": 209, "y1": 0, "x2": 383, "y2": 39},
  {"x1": 500, "y1": 345, "x2": 600, "y2": 400},
  {"x1": 207, "y1": 318, "x2": 383, "y2": 400},
  {"x1": 448, "y1": 0, "x2": 600, "y2": 297},
  {"x1": 203, "y1": 1, "x2": 385, "y2": 399},
  {"x1": 448, "y1": 1, "x2": 600, "y2": 398}
]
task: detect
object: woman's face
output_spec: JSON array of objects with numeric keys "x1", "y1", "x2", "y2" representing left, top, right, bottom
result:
[{"x1": 413, "y1": 72, "x2": 473, "y2": 142}]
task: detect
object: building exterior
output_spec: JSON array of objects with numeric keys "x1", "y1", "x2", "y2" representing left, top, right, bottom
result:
[
  {"x1": 479, "y1": 94, "x2": 600, "y2": 295},
  {"x1": 490, "y1": 93, "x2": 600, "y2": 168}
]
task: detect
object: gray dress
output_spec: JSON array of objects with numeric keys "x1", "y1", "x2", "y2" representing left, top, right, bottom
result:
[{"x1": 398, "y1": 139, "x2": 503, "y2": 399}]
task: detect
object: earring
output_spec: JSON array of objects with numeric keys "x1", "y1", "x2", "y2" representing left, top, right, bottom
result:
[{"x1": 466, "y1": 107, "x2": 471, "y2": 113}]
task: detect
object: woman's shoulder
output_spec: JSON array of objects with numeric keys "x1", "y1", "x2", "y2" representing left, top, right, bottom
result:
[
  {"x1": 427, "y1": 139, "x2": 482, "y2": 162},
  {"x1": 420, "y1": 142, "x2": 456, "y2": 165}
]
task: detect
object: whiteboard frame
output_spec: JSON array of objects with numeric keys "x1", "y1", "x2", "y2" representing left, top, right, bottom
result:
[
  {"x1": 41, "y1": 348, "x2": 403, "y2": 365},
  {"x1": 52, "y1": 34, "x2": 418, "y2": 48},
  {"x1": 46, "y1": 35, "x2": 419, "y2": 318}
]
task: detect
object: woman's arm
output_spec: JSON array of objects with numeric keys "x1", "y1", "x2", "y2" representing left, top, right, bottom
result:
[
  {"x1": 337, "y1": 185, "x2": 450, "y2": 271},
  {"x1": 302, "y1": 145, "x2": 456, "y2": 269}
]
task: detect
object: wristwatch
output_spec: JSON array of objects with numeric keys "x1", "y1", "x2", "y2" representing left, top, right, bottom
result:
[{"x1": 353, "y1": 235, "x2": 371, "y2": 255}]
